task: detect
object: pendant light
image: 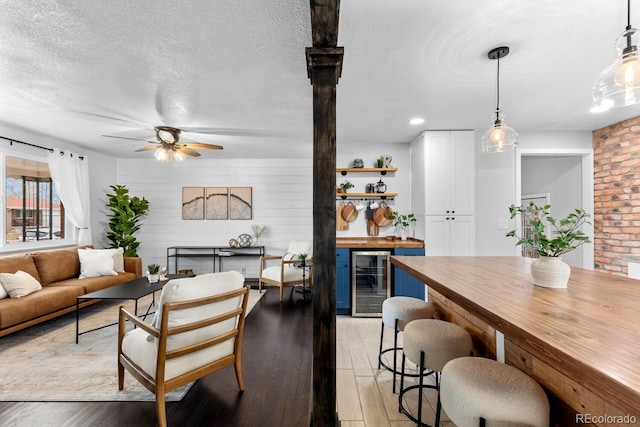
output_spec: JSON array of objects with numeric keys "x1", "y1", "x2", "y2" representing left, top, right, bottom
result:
[
  {"x1": 592, "y1": 0, "x2": 640, "y2": 110},
  {"x1": 481, "y1": 47, "x2": 518, "y2": 153}
]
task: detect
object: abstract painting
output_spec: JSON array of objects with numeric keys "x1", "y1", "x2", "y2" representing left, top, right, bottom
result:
[
  {"x1": 182, "y1": 187, "x2": 204, "y2": 220},
  {"x1": 229, "y1": 187, "x2": 252, "y2": 220},
  {"x1": 205, "y1": 187, "x2": 229, "y2": 220}
]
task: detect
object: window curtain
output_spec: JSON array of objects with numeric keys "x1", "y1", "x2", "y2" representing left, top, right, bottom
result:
[{"x1": 47, "y1": 150, "x2": 92, "y2": 246}]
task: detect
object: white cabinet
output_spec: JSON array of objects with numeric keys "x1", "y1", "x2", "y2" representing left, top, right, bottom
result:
[
  {"x1": 424, "y1": 215, "x2": 475, "y2": 256},
  {"x1": 411, "y1": 131, "x2": 475, "y2": 256}
]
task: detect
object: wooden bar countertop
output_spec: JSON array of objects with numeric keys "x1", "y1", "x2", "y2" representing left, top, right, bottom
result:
[
  {"x1": 390, "y1": 256, "x2": 640, "y2": 422},
  {"x1": 336, "y1": 237, "x2": 423, "y2": 249}
]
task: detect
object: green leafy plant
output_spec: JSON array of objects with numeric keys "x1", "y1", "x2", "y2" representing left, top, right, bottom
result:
[
  {"x1": 506, "y1": 202, "x2": 591, "y2": 257},
  {"x1": 147, "y1": 264, "x2": 160, "y2": 274},
  {"x1": 339, "y1": 180, "x2": 354, "y2": 190},
  {"x1": 106, "y1": 185, "x2": 150, "y2": 257},
  {"x1": 298, "y1": 252, "x2": 308, "y2": 261},
  {"x1": 391, "y1": 211, "x2": 416, "y2": 228}
]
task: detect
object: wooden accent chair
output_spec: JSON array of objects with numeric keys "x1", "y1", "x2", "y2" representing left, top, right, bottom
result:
[
  {"x1": 117, "y1": 271, "x2": 249, "y2": 427},
  {"x1": 258, "y1": 240, "x2": 313, "y2": 302}
]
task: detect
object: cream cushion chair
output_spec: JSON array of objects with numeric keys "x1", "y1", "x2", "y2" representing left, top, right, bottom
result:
[
  {"x1": 118, "y1": 271, "x2": 249, "y2": 427},
  {"x1": 258, "y1": 240, "x2": 312, "y2": 302}
]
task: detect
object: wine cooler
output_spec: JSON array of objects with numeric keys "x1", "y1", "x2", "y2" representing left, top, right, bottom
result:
[{"x1": 351, "y1": 251, "x2": 391, "y2": 317}]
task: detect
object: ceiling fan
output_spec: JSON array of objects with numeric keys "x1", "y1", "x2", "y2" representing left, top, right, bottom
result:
[{"x1": 103, "y1": 125, "x2": 223, "y2": 162}]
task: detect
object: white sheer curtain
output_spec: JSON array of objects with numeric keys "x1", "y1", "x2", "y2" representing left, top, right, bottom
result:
[{"x1": 47, "y1": 149, "x2": 92, "y2": 246}]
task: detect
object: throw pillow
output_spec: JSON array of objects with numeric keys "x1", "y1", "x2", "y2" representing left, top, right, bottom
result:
[
  {"x1": 283, "y1": 252, "x2": 300, "y2": 269},
  {"x1": 0, "y1": 270, "x2": 43, "y2": 298},
  {"x1": 78, "y1": 249, "x2": 117, "y2": 279},
  {"x1": 0, "y1": 283, "x2": 7, "y2": 299}
]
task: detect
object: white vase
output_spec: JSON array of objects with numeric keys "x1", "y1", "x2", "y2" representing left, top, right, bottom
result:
[
  {"x1": 530, "y1": 256, "x2": 571, "y2": 288},
  {"x1": 148, "y1": 274, "x2": 159, "y2": 283}
]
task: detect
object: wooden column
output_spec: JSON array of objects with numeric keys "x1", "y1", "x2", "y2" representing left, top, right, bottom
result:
[{"x1": 307, "y1": 1, "x2": 343, "y2": 425}]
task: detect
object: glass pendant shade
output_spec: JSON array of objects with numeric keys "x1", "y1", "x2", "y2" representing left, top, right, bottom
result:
[
  {"x1": 593, "y1": 1, "x2": 640, "y2": 110},
  {"x1": 481, "y1": 112, "x2": 518, "y2": 153}
]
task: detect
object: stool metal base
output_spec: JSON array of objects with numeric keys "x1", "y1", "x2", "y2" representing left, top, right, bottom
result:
[
  {"x1": 398, "y1": 351, "x2": 441, "y2": 427},
  {"x1": 378, "y1": 319, "x2": 424, "y2": 394}
]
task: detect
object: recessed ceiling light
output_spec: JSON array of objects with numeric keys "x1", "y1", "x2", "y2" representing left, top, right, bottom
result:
[{"x1": 409, "y1": 118, "x2": 424, "y2": 125}]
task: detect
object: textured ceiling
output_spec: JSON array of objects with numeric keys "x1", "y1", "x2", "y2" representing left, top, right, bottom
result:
[{"x1": 0, "y1": 1, "x2": 638, "y2": 159}]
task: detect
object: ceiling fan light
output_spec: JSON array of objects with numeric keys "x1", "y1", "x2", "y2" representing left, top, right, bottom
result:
[
  {"x1": 173, "y1": 150, "x2": 186, "y2": 162},
  {"x1": 154, "y1": 147, "x2": 169, "y2": 161}
]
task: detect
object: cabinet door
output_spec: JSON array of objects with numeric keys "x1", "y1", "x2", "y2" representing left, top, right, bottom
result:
[
  {"x1": 449, "y1": 216, "x2": 475, "y2": 256},
  {"x1": 336, "y1": 248, "x2": 350, "y2": 314},
  {"x1": 424, "y1": 216, "x2": 449, "y2": 256},
  {"x1": 423, "y1": 132, "x2": 451, "y2": 215},
  {"x1": 449, "y1": 131, "x2": 475, "y2": 215},
  {"x1": 393, "y1": 248, "x2": 425, "y2": 299}
]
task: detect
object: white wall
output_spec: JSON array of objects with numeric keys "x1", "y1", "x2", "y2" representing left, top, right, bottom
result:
[
  {"x1": 336, "y1": 143, "x2": 411, "y2": 237},
  {"x1": 0, "y1": 125, "x2": 117, "y2": 251},
  {"x1": 117, "y1": 158, "x2": 313, "y2": 277},
  {"x1": 475, "y1": 131, "x2": 592, "y2": 256}
]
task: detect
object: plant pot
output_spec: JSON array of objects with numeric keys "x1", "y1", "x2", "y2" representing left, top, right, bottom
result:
[
  {"x1": 148, "y1": 274, "x2": 159, "y2": 283},
  {"x1": 530, "y1": 256, "x2": 571, "y2": 288}
]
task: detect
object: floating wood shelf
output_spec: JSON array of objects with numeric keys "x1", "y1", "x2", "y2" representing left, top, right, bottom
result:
[
  {"x1": 337, "y1": 167, "x2": 398, "y2": 176},
  {"x1": 336, "y1": 192, "x2": 397, "y2": 199}
]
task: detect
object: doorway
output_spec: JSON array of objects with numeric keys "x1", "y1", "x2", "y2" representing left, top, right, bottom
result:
[{"x1": 515, "y1": 149, "x2": 594, "y2": 269}]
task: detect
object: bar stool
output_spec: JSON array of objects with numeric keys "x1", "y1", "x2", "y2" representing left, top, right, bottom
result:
[
  {"x1": 440, "y1": 357, "x2": 550, "y2": 427},
  {"x1": 399, "y1": 319, "x2": 472, "y2": 427},
  {"x1": 378, "y1": 296, "x2": 434, "y2": 393}
]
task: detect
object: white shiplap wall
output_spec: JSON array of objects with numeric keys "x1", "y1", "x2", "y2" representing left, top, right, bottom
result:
[{"x1": 117, "y1": 158, "x2": 312, "y2": 277}]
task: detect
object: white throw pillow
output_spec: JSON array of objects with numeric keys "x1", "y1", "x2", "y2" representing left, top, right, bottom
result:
[
  {"x1": 0, "y1": 282, "x2": 9, "y2": 299},
  {"x1": 0, "y1": 270, "x2": 42, "y2": 298},
  {"x1": 78, "y1": 249, "x2": 117, "y2": 279}
]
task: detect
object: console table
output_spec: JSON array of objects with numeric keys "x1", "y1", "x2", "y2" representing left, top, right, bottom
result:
[{"x1": 166, "y1": 246, "x2": 265, "y2": 282}]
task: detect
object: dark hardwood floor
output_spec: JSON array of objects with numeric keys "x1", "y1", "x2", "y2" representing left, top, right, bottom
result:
[{"x1": 0, "y1": 287, "x2": 313, "y2": 427}]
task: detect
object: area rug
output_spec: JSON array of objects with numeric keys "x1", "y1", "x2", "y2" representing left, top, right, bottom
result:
[{"x1": 0, "y1": 288, "x2": 265, "y2": 402}]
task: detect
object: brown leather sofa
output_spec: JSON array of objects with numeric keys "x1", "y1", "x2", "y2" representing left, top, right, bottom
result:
[{"x1": 0, "y1": 246, "x2": 142, "y2": 337}]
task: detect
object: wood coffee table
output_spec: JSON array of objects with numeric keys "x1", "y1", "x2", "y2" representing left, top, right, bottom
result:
[{"x1": 75, "y1": 274, "x2": 190, "y2": 343}]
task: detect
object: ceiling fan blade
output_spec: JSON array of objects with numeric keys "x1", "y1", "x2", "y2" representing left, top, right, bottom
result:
[
  {"x1": 135, "y1": 146, "x2": 158, "y2": 152},
  {"x1": 182, "y1": 142, "x2": 224, "y2": 150},
  {"x1": 177, "y1": 147, "x2": 201, "y2": 157},
  {"x1": 180, "y1": 127, "x2": 276, "y2": 137},
  {"x1": 103, "y1": 135, "x2": 155, "y2": 142}
]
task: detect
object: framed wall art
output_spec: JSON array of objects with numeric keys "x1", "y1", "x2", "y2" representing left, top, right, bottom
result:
[
  {"x1": 229, "y1": 187, "x2": 252, "y2": 220},
  {"x1": 205, "y1": 187, "x2": 229, "y2": 220},
  {"x1": 182, "y1": 187, "x2": 205, "y2": 220}
]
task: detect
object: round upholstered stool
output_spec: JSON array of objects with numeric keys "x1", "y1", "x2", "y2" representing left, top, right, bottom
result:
[
  {"x1": 440, "y1": 357, "x2": 549, "y2": 427},
  {"x1": 399, "y1": 319, "x2": 472, "y2": 427},
  {"x1": 378, "y1": 297, "x2": 434, "y2": 393}
]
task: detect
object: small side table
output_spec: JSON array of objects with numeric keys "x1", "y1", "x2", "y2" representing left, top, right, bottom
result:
[{"x1": 294, "y1": 259, "x2": 313, "y2": 303}]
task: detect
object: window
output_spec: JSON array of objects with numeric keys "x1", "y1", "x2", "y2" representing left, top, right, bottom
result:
[{"x1": 3, "y1": 155, "x2": 66, "y2": 246}]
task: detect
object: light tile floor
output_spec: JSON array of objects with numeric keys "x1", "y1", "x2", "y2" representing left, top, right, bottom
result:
[{"x1": 336, "y1": 316, "x2": 455, "y2": 427}]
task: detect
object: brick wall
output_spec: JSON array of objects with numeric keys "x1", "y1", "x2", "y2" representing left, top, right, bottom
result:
[{"x1": 593, "y1": 116, "x2": 640, "y2": 275}]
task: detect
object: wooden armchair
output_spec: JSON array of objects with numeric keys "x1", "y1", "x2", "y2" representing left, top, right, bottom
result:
[
  {"x1": 258, "y1": 240, "x2": 313, "y2": 302},
  {"x1": 117, "y1": 271, "x2": 249, "y2": 427}
]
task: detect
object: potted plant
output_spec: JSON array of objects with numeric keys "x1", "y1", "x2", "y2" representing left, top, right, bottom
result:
[
  {"x1": 106, "y1": 185, "x2": 150, "y2": 257},
  {"x1": 337, "y1": 180, "x2": 354, "y2": 194},
  {"x1": 147, "y1": 264, "x2": 161, "y2": 283},
  {"x1": 506, "y1": 202, "x2": 591, "y2": 288},
  {"x1": 377, "y1": 157, "x2": 384, "y2": 168},
  {"x1": 391, "y1": 211, "x2": 416, "y2": 241}
]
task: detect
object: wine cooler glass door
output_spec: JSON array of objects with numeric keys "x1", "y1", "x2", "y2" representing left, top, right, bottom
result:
[{"x1": 351, "y1": 251, "x2": 391, "y2": 317}]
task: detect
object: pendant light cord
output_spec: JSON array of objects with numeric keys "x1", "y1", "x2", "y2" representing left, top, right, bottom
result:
[{"x1": 495, "y1": 54, "x2": 501, "y2": 120}]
